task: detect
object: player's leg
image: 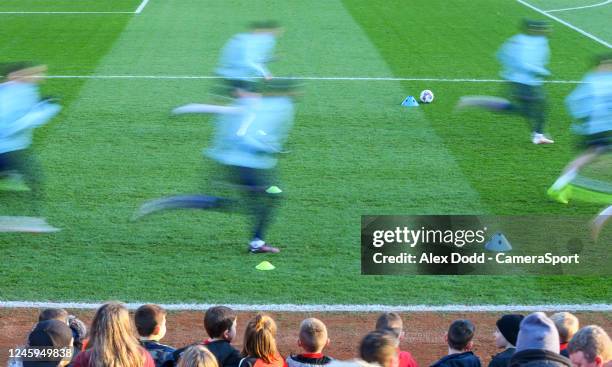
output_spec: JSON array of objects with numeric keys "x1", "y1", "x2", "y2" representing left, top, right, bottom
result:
[
  {"x1": 132, "y1": 194, "x2": 230, "y2": 220},
  {"x1": 172, "y1": 104, "x2": 243, "y2": 115},
  {"x1": 20, "y1": 148, "x2": 46, "y2": 217},
  {"x1": 232, "y1": 166, "x2": 281, "y2": 254},
  {"x1": 0, "y1": 151, "x2": 30, "y2": 192},
  {"x1": 455, "y1": 83, "x2": 521, "y2": 114},
  {"x1": 591, "y1": 205, "x2": 612, "y2": 241},
  {"x1": 0, "y1": 149, "x2": 59, "y2": 232},
  {"x1": 521, "y1": 85, "x2": 553, "y2": 144},
  {"x1": 455, "y1": 95, "x2": 514, "y2": 110},
  {"x1": 548, "y1": 144, "x2": 606, "y2": 203}
]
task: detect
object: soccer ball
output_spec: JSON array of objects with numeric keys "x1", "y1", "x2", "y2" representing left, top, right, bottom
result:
[{"x1": 420, "y1": 90, "x2": 434, "y2": 103}]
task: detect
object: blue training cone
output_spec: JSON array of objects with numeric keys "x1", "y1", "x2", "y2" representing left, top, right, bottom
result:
[
  {"x1": 401, "y1": 96, "x2": 419, "y2": 107},
  {"x1": 484, "y1": 232, "x2": 512, "y2": 252}
]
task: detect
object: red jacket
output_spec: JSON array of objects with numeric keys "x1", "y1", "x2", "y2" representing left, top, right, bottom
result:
[
  {"x1": 240, "y1": 353, "x2": 288, "y2": 367},
  {"x1": 399, "y1": 350, "x2": 419, "y2": 367}
]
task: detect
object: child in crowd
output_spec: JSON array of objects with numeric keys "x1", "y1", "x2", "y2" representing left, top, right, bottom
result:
[
  {"x1": 567, "y1": 325, "x2": 612, "y2": 367},
  {"x1": 358, "y1": 331, "x2": 400, "y2": 367},
  {"x1": 287, "y1": 318, "x2": 333, "y2": 367},
  {"x1": 174, "y1": 306, "x2": 240, "y2": 367},
  {"x1": 430, "y1": 320, "x2": 481, "y2": 367},
  {"x1": 328, "y1": 331, "x2": 399, "y2": 367},
  {"x1": 38, "y1": 308, "x2": 88, "y2": 354},
  {"x1": 550, "y1": 313, "x2": 580, "y2": 358},
  {"x1": 38, "y1": 308, "x2": 68, "y2": 323},
  {"x1": 509, "y1": 313, "x2": 571, "y2": 367},
  {"x1": 24, "y1": 320, "x2": 74, "y2": 367},
  {"x1": 240, "y1": 313, "x2": 287, "y2": 367},
  {"x1": 489, "y1": 314, "x2": 524, "y2": 367},
  {"x1": 375, "y1": 312, "x2": 418, "y2": 367},
  {"x1": 135, "y1": 304, "x2": 176, "y2": 367},
  {"x1": 72, "y1": 302, "x2": 155, "y2": 367},
  {"x1": 177, "y1": 345, "x2": 220, "y2": 367}
]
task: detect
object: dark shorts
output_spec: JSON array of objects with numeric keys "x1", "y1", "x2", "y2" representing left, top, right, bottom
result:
[
  {"x1": 214, "y1": 79, "x2": 257, "y2": 97},
  {"x1": 581, "y1": 131, "x2": 612, "y2": 150},
  {"x1": 227, "y1": 166, "x2": 275, "y2": 193},
  {"x1": 0, "y1": 151, "x2": 21, "y2": 173},
  {"x1": 509, "y1": 82, "x2": 545, "y2": 102}
]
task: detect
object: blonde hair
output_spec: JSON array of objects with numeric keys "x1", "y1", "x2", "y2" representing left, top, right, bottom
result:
[
  {"x1": 178, "y1": 345, "x2": 219, "y2": 367},
  {"x1": 568, "y1": 326, "x2": 612, "y2": 363},
  {"x1": 550, "y1": 312, "x2": 579, "y2": 343},
  {"x1": 242, "y1": 313, "x2": 279, "y2": 363},
  {"x1": 299, "y1": 318, "x2": 328, "y2": 353},
  {"x1": 87, "y1": 302, "x2": 145, "y2": 367}
]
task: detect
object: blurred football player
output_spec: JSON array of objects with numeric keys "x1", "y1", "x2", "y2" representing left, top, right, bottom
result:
[
  {"x1": 217, "y1": 20, "x2": 282, "y2": 96},
  {"x1": 134, "y1": 80, "x2": 298, "y2": 254},
  {"x1": 457, "y1": 19, "x2": 554, "y2": 145},
  {"x1": 548, "y1": 54, "x2": 612, "y2": 203},
  {"x1": 0, "y1": 62, "x2": 61, "y2": 232}
]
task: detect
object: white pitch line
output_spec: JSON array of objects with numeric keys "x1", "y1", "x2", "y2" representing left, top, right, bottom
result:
[
  {"x1": 134, "y1": 0, "x2": 151, "y2": 14},
  {"x1": 546, "y1": 0, "x2": 612, "y2": 13},
  {"x1": 42, "y1": 75, "x2": 585, "y2": 84},
  {"x1": 515, "y1": 0, "x2": 612, "y2": 49},
  {"x1": 0, "y1": 11, "x2": 133, "y2": 14},
  {"x1": 0, "y1": 301, "x2": 611, "y2": 312}
]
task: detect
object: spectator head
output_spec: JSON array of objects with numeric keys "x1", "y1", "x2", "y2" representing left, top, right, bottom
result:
[
  {"x1": 298, "y1": 318, "x2": 329, "y2": 354},
  {"x1": 516, "y1": 312, "x2": 559, "y2": 353},
  {"x1": 568, "y1": 326, "x2": 612, "y2": 367},
  {"x1": 495, "y1": 314, "x2": 524, "y2": 348},
  {"x1": 135, "y1": 304, "x2": 168, "y2": 340},
  {"x1": 359, "y1": 331, "x2": 399, "y2": 367},
  {"x1": 375, "y1": 312, "x2": 404, "y2": 345},
  {"x1": 88, "y1": 302, "x2": 145, "y2": 367},
  {"x1": 67, "y1": 315, "x2": 88, "y2": 351},
  {"x1": 39, "y1": 310, "x2": 87, "y2": 351},
  {"x1": 551, "y1": 313, "x2": 580, "y2": 344},
  {"x1": 242, "y1": 313, "x2": 279, "y2": 364},
  {"x1": 38, "y1": 308, "x2": 69, "y2": 323},
  {"x1": 177, "y1": 345, "x2": 219, "y2": 367},
  {"x1": 25, "y1": 320, "x2": 73, "y2": 367},
  {"x1": 446, "y1": 319, "x2": 476, "y2": 352},
  {"x1": 204, "y1": 306, "x2": 237, "y2": 341}
]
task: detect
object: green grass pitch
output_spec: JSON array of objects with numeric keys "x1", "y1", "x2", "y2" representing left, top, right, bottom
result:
[{"x1": 0, "y1": 0, "x2": 610, "y2": 304}]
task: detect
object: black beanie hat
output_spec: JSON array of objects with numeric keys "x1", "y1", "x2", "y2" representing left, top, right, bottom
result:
[{"x1": 496, "y1": 314, "x2": 524, "y2": 346}]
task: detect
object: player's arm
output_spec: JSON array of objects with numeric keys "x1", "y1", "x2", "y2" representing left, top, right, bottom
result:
[
  {"x1": 244, "y1": 38, "x2": 273, "y2": 79},
  {"x1": 520, "y1": 48, "x2": 550, "y2": 76},
  {"x1": 0, "y1": 100, "x2": 61, "y2": 138}
]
